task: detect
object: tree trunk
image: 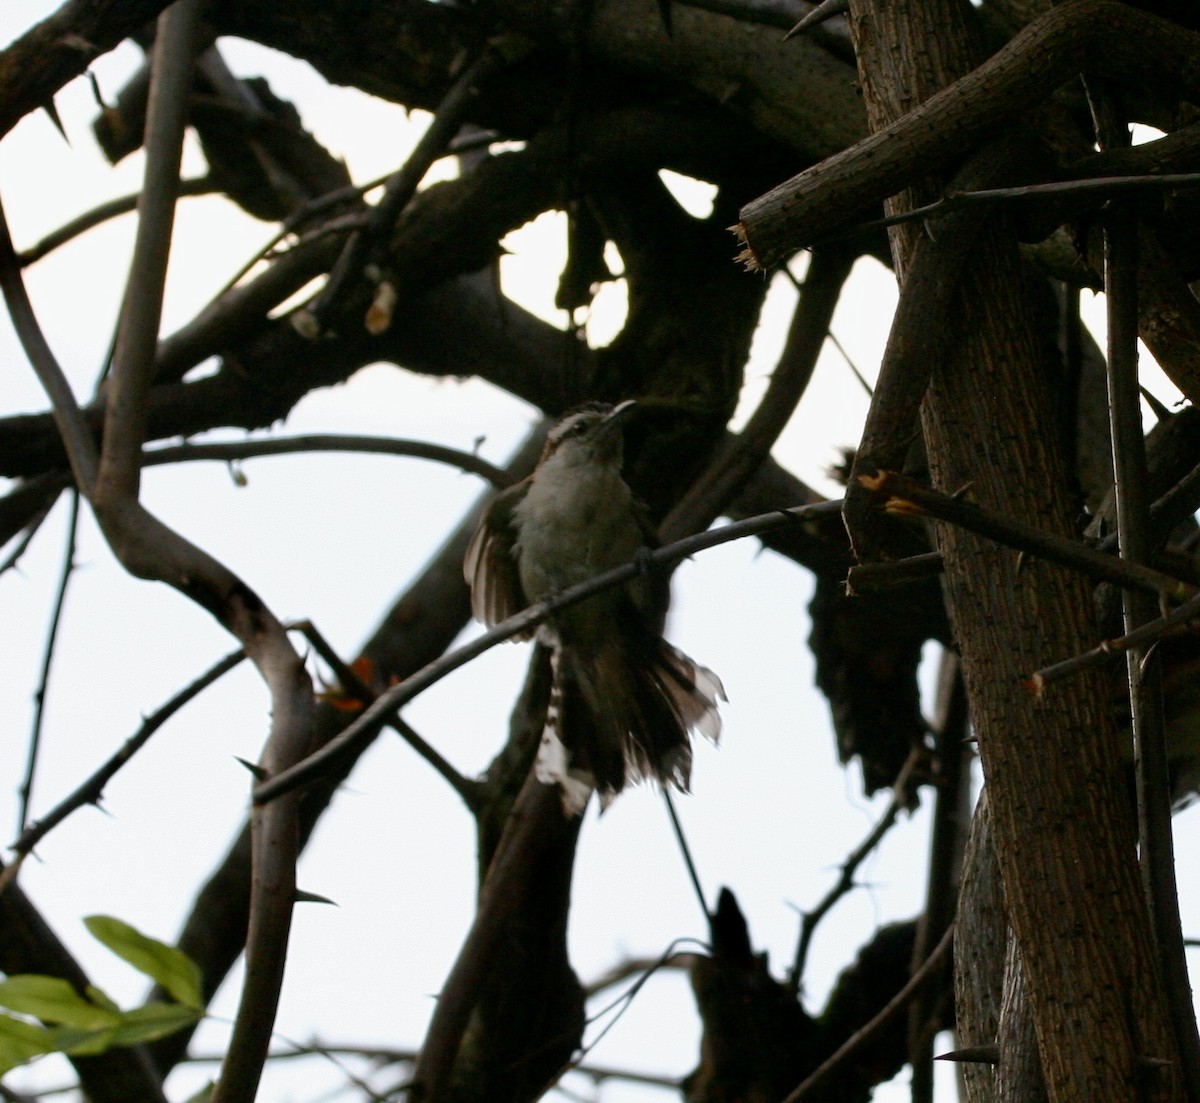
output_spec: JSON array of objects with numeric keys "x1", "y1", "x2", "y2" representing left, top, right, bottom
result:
[{"x1": 846, "y1": 0, "x2": 1183, "y2": 1099}]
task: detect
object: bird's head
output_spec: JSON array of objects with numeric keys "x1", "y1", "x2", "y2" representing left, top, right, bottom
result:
[{"x1": 538, "y1": 400, "x2": 637, "y2": 470}]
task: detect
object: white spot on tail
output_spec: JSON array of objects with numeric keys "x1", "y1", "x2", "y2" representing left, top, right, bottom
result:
[{"x1": 535, "y1": 646, "x2": 594, "y2": 816}]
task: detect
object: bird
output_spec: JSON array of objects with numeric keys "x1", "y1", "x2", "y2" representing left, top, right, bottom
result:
[{"x1": 464, "y1": 400, "x2": 725, "y2": 814}]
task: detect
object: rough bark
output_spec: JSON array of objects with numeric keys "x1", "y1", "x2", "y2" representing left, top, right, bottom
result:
[{"x1": 846, "y1": 0, "x2": 1183, "y2": 1099}]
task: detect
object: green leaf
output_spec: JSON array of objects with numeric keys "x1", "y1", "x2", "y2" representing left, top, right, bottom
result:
[
  {"x1": 107, "y1": 1002, "x2": 202, "y2": 1047},
  {"x1": 183, "y1": 1081, "x2": 215, "y2": 1103},
  {"x1": 86, "y1": 984, "x2": 120, "y2": 1013},
  {"x1": 0, "y1": 1014, "x2": 58, "y2": 1075},
  {"x1": 84, "y1": 915, "x2": 204, "y2": 1010},
  {"x1": 0, "y1": 976, "x2": 118, "y2": 1029},
  {"x1": 50, "y1": 1023, "x2": 118, "y2": 1057}
]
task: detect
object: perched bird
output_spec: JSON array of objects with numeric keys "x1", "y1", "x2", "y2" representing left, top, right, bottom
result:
[{"x1": 464, "y1": 400, "x2": 724, "y2": 814}]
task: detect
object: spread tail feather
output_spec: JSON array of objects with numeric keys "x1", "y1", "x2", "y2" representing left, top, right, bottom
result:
[{"x1": 535, "y1": 627, "x2": 725, "y2": 815}]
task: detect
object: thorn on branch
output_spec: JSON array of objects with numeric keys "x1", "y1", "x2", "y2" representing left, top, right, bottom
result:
[
  {"x1": 935, "y1": 1043, "x2": 1000, "y2": 1065},
  {"x1": 294, "y1": 889, "x2": 337, "y2": 906},
  {"x1": 236, "y1": 756, "x2": 268, "y2": 780},
  {"x1": 784, "y1": 0, "x2": 849, "y2": 40}
]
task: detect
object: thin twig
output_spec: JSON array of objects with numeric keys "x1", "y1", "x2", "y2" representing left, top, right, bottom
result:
[
  {"x1": 1029, "y1": 588, "x2": 1200, "y2": 691},
  {"x1": 825, "y1": 329, "x2": 874, "y2": 397},
  {"x1": 253, "y1": 500, "x2": 845, "y2": 804},
  {"x1": 8, "y1": 647, "x2": 247, "y2": 866},
  {"x1": 582, "y1": 953, "x2": 697, "y2": 998},
  {"x1": 787, "y1": 744, "x2": 922, "y2": 991},
  {"x1": 298, "y1": 39, "x2": 522, "y2": 334},
  {"x1": 859, "y1": 172, "x2": 1200, "y2": 239},
  {"x1": 211, "y1": 174, "x2": 388, "y2": 301},
  {"x1": 16, "y1": 177, "x2": 218, "y2": 267},
  {"x1": 858, "y1": 470, "x2": 1193, "y2": 601},
  {"x1": 663, "y1": 790, "x2": 706, "y2": 917},
  {"x1": 293, "y1": 621, "x2": 480, "y2": 810},
  {"x1": 17, "y1": 490, "x2": 80, "y2": 836},
  {"x1": 563, "y1": 940, "x2": 709, "y2": 1082},
  {"x1": 1105, "y1": 200, "x2": 1200, "y2": 1094},
  {"x1": 779, "y1": 924, "x2": 954, "y2": 1103},
  {"x1": 143, "y1": 435, "x2": 514, "y2": 489}
]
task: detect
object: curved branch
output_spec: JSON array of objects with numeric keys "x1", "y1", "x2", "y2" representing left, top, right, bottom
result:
[
  {"x1": 16, "y1": 178, "x2": 219, "y2": 267},
  {"x1": 660, "y1": 243, "x2": 855, "y2": 542},
  {"x1": 144, "y1": 435, "x2": 514, "y2": 489},
  {"x1": 146, "y1": 426, "x2": 549, "y2": 1076}
]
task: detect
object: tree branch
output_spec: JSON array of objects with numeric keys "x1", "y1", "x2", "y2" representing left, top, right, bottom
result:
[
  {"x1": 299, "y1": 38, "x2": 523, "y2": 334},
  {"x1": 253, "y1": 499, "x2": 845, "y2": 805},
  {"x1": 858, "y1": 470, "x2": 1193, "y2": 601},
  {"x1": 0, "y1": 0, "x2": 173, "y2": 140},
  {"x1": 781, "y1": 924, "x2": 954, "y2": 1103},
  {"x1": 1104, "y1": 200, "x2": 1200, "y2": 1093},
  {"x1": 6, "y1": 648, "x2": 247, "y2": 868},
  {"x1": 660, "y1": 243, "x2": 855, "y2": 542},
  {"x1": 143, "y1": 434, "x2": 514, "y2": 488},
  {"x1": 788, "y1": 745, "x2": 923, "y2": 990},
  {"x1": 146, "y1": 426, "x2": 549, "y2": 1076},
  {"x1": 735, "y1": 0, "x2": 1200, "y2": 267}
]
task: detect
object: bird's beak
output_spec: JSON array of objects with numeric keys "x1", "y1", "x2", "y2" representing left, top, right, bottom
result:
[
  {"x1": 603, "y1": 399, "x2": 637, "y2": 426},
  {"x1": 592, "y1": 399, "x2": 636, "y2": 444}
]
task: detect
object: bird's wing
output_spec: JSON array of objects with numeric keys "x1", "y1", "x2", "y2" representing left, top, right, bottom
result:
[{"x1": 464, "y1": 481, "x2": 533, "y2": 635}]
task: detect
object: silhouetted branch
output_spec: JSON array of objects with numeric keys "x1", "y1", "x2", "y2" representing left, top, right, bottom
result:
[
  {"x1": 295, "y1": 620, "x2": 481, "y2": 809},
  {"x1": 16, "y1": 178, "x2": 219, "y2": 267},
  {"x1": 7, "y1": 646, "x2": 247, "y2": 867},
  {"x1": 788, "y1": 744, "x2": 923, "y2": 990},
  {"x1": 299, "y1": 39, "x2": 523, "y2": 335},
  {"x1": 780, "y1": 924, "x2": 954, "y2": 1103},
  {"x1": 17, "y1": 490, "x2": 80, "y2": 836},
  {"x1": 144, "y1": 435, "x2": 513, "y2": 489}
]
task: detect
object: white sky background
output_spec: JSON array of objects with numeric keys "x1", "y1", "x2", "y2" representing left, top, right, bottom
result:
[{"x1": 0, "y1": 7, "x2": 1196, "y2": 1103}]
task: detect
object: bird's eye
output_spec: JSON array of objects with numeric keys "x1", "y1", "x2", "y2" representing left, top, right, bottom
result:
[{"x1": 573, "y1": 421, "x2": 590, "y2": 436}]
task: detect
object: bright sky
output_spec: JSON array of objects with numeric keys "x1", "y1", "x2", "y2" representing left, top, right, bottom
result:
[{"x1": 0, "y1": 8, "x2": 1194, "y2": 1103}]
